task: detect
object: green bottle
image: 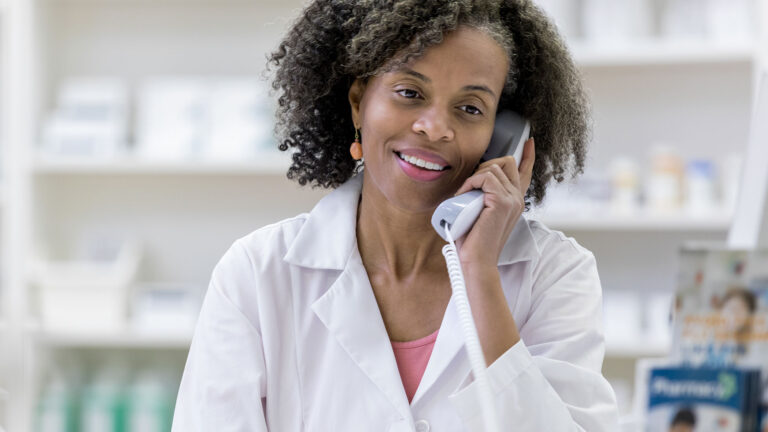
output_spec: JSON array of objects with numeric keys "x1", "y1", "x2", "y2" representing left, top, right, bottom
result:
[
  {"x1": 125, "y1": 371, "x2": 174, "y2": 432},
  {"x1": 35, "y1": 378, "x2": 77, "y2": 432},
  {"x1": 80, "y1": 374, "x2": 126, "y2": 432}
]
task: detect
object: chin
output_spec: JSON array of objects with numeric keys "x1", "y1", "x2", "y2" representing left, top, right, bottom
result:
[{"x1": 387, "y1": 187, "x2": 448, "y2": 215}]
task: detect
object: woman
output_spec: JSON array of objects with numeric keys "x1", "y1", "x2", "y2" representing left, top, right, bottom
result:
[{"x1": 173, "y1": 1, "x2": 620, "y2": 430}]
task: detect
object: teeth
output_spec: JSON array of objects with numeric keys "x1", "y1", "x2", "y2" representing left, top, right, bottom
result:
[{"x1": 398, "y1": 152, "x2": 446, "y2": 171}]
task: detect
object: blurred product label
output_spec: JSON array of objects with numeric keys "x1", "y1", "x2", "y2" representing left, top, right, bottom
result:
[
  {"x1": 582, "y1": 0, "x2": 652, "y2": 43},
  {"x1": 136, "y1": 77, "x2": 275, "y2": 162},
  {"x1": 136, "y1": 79, "x2": 209, "y2": 161},
  {"x1": 662, "y1": 0, "x2": 755, "y2": 41},
  {"x1": 130, "y1": 283, "x2": 202, "y2": 333},
  {"x1": 42, "y1": 77, "x2": 129, "y2": 158}
]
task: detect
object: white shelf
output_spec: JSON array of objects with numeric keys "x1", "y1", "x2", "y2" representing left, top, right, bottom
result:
[
  {"x1": 537, "y1": 209, "x2": 732, "y2": 232},
  {"x1": 33, "y1": 152, "x2": 291, "y2": 175},
  {"x1": 30, "y1": 325, "x2": 193, "y2": 349},
  {"x1": 606, "y1": 339, "x2": 670, "y2": 358},
  {"x1": 49, "y1": 0, "x2": 289, "y2": 4},
  {"x1": 572, "y1": 39, "x2": 756, "y2": 67}
]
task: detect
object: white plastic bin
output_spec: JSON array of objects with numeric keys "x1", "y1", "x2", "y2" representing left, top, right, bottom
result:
[{"x1": 33, "y1": 242, "x2": 141, "y2": 332}]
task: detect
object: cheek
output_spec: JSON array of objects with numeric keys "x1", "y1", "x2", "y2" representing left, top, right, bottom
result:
[
  {"x1": 359, "y1": 92, "x2": 407, "y2": 146},
  {"x1": 457, "y1": 131, "x2": 492, "y2": 168},
  {"x1": 360, "y1": 104, "x2": 389, "y2": 144}
]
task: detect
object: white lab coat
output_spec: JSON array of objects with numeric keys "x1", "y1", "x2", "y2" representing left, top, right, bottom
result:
[{"x1": 172, "y1": 174, "x2": 620, "y2": 431}]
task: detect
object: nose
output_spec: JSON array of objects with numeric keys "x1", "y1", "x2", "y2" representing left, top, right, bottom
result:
[{"x1": 412, "y1": 106, "x2": 455, "y2": 142}]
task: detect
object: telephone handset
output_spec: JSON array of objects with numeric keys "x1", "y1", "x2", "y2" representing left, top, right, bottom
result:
[{"x1": 431, "y1": 110, "x2": 531, "y2": 241}]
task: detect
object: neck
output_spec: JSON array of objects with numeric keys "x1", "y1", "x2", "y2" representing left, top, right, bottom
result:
[{"x1": 356, "y1": 174, "x2": 447, "y2": 281}]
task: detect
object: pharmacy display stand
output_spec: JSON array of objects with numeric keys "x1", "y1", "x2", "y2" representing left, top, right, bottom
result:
[{"x1": 629, "y1": 72, "x2": 768, "y2": 432}]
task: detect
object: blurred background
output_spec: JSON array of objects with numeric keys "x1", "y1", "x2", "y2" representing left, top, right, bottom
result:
[{"x1": 0, "y1": 0, "x2": 766, "y2": 431}]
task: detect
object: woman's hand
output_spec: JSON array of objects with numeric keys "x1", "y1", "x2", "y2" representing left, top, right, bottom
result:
[
  {"x1": 449, "y1": 137, "x2": 535, "y2": 364},
  {"x1": 453, "y1": 137, "x2": 536, "y2": 269}
]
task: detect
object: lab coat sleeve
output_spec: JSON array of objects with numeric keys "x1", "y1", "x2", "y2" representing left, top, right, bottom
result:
[
  {"x1": 448, "y1": 240, "x2": 620, "y2": 431},
  {"x1": 172, "y1": 242, "x2": 269, "y2": 432}
]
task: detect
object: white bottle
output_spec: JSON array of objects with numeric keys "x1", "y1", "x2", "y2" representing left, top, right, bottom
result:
[
  {"x1": 646, "y1": 146, "x2": 684, "y2": 212},
  {"x1": 582, "y1": 0, "x2": 652, "y2": 44},
  {"x1": 685, "y1": 159, "x2": 717, "y2": 214},
  {"x1": 610, "y1": 157, "x2": 640, "y2": 214}
]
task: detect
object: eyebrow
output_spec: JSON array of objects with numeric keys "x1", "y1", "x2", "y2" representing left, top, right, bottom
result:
[{"x1": 401, "y1": 68, "x2": 497, "y2": 99}]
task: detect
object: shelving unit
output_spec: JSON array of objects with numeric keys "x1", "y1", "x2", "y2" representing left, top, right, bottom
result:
[
  {"x1": 33, "y1": 151, "x2": 292, "y2": 175},
  {"x1": 605, "y1": 339, "x2": 670, "y2": 359},
  {"x1": 0, "y1": 0, "x2": 9, "y2": 428},
  {"x1": 571, "y1": 40, "x2": 757, "y2": 67},
  {"x1": 539, "y1": 210, "x2": 732, "y2": 232},
  {"x1": 30, "y1": 326, "x2": 192, "y2": 350},
  {"x1": 0, "y1": 0, "x2": 763, "y2": 430}
]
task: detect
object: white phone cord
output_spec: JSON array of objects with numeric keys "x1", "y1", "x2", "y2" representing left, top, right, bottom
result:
[{"x1": 442, "y1": 225, "x2": 501, "y2": 432}]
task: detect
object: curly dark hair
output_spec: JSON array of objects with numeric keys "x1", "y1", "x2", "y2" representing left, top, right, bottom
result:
[{"x1": 268, "y1": 0, "x2": 590, "y2": 205}]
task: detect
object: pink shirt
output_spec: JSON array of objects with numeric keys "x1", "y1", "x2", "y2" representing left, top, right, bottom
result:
[{"x1": 391, "y1": 329, "x2": 439, "y2": 403}]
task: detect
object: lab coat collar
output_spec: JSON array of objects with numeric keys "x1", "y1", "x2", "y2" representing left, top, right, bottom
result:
[
  {"x1": 283, "y1": 173, "x2": 541, "y2": 269},
  {"x1": 311, "y1": 248, "x2": 415, "y2": 422},
  {"x1": 283, "y1": 175, "x2": 362, "y2": 270}
]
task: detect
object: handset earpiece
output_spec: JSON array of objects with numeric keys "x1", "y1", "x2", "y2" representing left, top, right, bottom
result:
[{"x1": 482, "y1": 110, "x2": 530, "y2": 168}]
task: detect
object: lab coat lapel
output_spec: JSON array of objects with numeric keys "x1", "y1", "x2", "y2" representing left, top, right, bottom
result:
[
  {"x1": 410, "y1": 293, "x2": 464, "y2": 406},
  {"x1": 311, "y1": 248, "x2": 413, "y2": 423}
]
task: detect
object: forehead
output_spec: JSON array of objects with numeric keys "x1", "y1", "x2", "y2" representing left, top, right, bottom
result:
[{"x1": 390, "y1": 27, "x2": 509, "y2": 91}]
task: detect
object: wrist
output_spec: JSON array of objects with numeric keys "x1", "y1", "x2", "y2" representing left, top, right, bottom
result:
[
  {"x1": 459, "y1": 260, "x2": 499, "y2": 277},
  {"x1": 461, "y1": 262, "x2": 501, "y2": 292}
]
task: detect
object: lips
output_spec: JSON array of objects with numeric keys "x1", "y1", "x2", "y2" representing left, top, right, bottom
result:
[{"x1": 394, "y1": 149, "x2": 451, "y2": 182}]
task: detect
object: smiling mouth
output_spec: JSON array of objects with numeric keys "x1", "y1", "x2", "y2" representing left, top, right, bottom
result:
[{"x1": 394, "y1": 151, "x2": 450, "y2": 172}]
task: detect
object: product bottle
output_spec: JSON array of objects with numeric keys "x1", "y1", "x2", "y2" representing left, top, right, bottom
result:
[
  {"x1": 647, "y1": 146, "x2": 684, "y2": 212},
  {"x1": 685, "y1": 159, "x2": 716, "y2": 214},
  {"x1": 80, "y1": 372, "x2": 126, "y2": 432},
  {"x1": 125, "y1": 371, "x2": 174, "y2": 432},
  {"x1": 35, "y1": 378, "x2": 77, "y2": 432}
]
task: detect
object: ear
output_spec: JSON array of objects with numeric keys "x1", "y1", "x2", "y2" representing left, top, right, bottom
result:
[{"x1": 348, "y1": 78, "x2": 367, "y2": 128}]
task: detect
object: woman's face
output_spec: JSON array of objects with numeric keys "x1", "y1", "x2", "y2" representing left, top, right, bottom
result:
[
  {"x1": 721, "y1": 295, "x2": 752, "y2": 334},
  {"x1": 349, "y1": 26, "x2": 509, "y2": 212}
]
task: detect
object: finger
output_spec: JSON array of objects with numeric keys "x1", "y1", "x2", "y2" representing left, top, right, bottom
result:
[
  {"x1": 472, "y1": 157, "x2": 520, "y2": 191},
  {"x1": 519, "y1": 138, "x2": 536, "y2": 191},
  {"x1": 457, "y1": 164, "x2": 513, "y2": 196},
  {"x1": 476, "y1": 155, "x2": 518, "y2": 179},
  {"x1": 477, "y1": 153, "x2": 523, "y2": 187},
  {"x1": 487, "y1": 163, "x2": 515, "y2": 193},
  {"x1": 454, "y1": 169, "x2": 507, "y2": 197}
]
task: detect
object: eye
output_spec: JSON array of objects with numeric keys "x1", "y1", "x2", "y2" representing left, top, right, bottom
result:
[
  {"x1": 396, "y1": 88, "x2": 422, "y2": 99},
  {"x1": 459, "y1": 105, "x2": 483, "y2": 115}
]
